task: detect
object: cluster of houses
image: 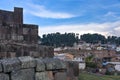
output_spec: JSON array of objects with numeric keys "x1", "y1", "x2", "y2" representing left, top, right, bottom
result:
[{"x1": 54, "y1": 41, "x2": 120, "y2": 74}]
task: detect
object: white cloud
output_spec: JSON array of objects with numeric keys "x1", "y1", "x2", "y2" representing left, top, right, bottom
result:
[
  {"x1": 26, "y1": 3, "x2": 75, "y2": 19},
  {"x1": 104, "y1": 12, "x2": 116, "y2": 17},
  {"x1": 39, "y1": 21, "x2": 120, "y2": 37},
  {"x1": 114, "y1": 27, "x2": 120, "y2": 31},
  {"x1": 101, "y1": 11, "x2": 120, "y2": 21}
]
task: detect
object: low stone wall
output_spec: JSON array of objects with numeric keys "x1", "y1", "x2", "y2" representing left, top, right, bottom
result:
[{"x1": 0, "y1": 56, "x2": 79, "y2": 80}]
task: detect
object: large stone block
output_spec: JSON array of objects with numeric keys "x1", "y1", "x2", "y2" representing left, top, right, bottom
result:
[
  {"x1": 36, "y1": 59, "x2": 45, "y2": 72},
  {"x1": 0, "y1": 61, "x2": 2, "y2": 72},
  {"x1": 11, "y1": 69, "x2": 35, "y2": 80},
  {"x1": 66, "y1": 61, "x2": 79, "y2": 80},
  {"x1": 43, "y1": 58, "x2": 66, "y2": 70},
  {"x1": 54, "y1": 72, "x2": 67, "y2": 80},
  {"x1": 30, "y1": 51, "x2": 40, "y2": 58},
  {"x1": 35, "y1": 72, "x2": 52, "y2": 80},
  {"x1": 54, "y1": 59, "x2": 66, "y2": 70},
  {"x1": 44, "y1": 58, "x2": 57, "y2": 70},
  {"x1": 1, "y1": 58, "x2": 21, "y2": 72},
  {"x1": 47, "y1": 71, "x2": 54, "y2": 80},
  {"x1": 19, "y1": 56, "x2": 36, "y2": 69},
  {"x1": 0, "y1": 73, "x2": 9, "y2": 80}
]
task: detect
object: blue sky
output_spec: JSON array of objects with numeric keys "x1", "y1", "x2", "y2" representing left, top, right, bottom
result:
[{"x1": 1, "y1": 0, "x2": 120, "y2": 37}]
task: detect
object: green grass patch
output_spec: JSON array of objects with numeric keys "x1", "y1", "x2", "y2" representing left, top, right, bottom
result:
[{"x1": 79, "y1": 72, "x2": 120, "y2": 80}]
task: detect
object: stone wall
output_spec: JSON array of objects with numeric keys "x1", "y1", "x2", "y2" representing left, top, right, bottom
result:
[
  {"x1": 0, "y1": 43, "x2": 54, "y2": 59},
  {"x1": 0, "y1": 7, "x2": 55, "y2": 59},
  {"x1": 0, "y1": 7, "x2": 23, "y2": 25},
  {"x1": 0, "y1": 24, "x2": 38, "y2": 43},
  {"x1": 0, "y1": 56, "x2": 79, "y2": 80},
  {"x1": 0, "y1": 7, "x2": 38, "y2": 43}
]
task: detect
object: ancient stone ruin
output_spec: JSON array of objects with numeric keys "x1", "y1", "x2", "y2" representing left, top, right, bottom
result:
[
  {"x1": 0, "y1": 7, "x2": 79, "y2": 80},
  {"x1": 0, "y1": 56, "x2": 79, "y2": 80},
  {"x1": 0, "y1": 7, "x2": 38, "y2": 43},
  {"x1": 0, "y1": 7, "x2": 53, "y2": 59}
]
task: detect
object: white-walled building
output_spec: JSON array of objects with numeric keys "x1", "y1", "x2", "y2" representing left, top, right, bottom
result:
[{"x1": 107, "y1": 62, "x2": 120, "y2": 71}]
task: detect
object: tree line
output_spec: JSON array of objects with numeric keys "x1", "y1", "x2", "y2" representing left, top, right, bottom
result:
[
  {"x1": 41, "y1": 32, "x2": 78, "y2": 47},
  {"x1": 40, "y1": 32, "x2": 120, "y2": 47},
  {"x1": 80, "y1": 33, "x2": 120, "y2": 45}
]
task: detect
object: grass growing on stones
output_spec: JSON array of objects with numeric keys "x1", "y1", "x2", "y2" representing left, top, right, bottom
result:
[{"x1": 79, "y1": 72, "x2": 120, "y2": 80}]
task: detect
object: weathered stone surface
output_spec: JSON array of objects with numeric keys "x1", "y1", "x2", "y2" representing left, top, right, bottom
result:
[
  {"x1": 0, "y1": 61, "x2": 2, "y2": 72},
  {"x1": 1, "y1": 58, "x2": 21, "y2": 72},
  {"x1": 38, "y1": 46, "x2": 54, "y2": 58},
  {"x1": 0, "y1": 57, "x2": 80, "y2": 80},
  {"x1": 19, "y1": 56, "x2": 36, "y2": 69},
  {"x1": 43, "y1": 58, "x2": 66, "y2": 70},
  {"x1": 11, "y1": 68, "x2": 35, "y2": 80},
  {"x1": 35, "y1": 72, "x2": 50, "y2": 80},
  {"x1": 36, "y1": 59, "x2": 45, "y2": 72},
  {"x1": 0, "y1": 73, "x2": 9, "y2": 80},
  {"x1": 47, "y1": 71, "x2": 54, "y2": 80},
  {"x1": 0, "y1": 7, "x2": 40, "y2": 59},
  {"x1": 66, "y1": 61, "x2": 79, "y2": 80},
  {"x1": 54, "y1": 59, "x2": 66, "y2": 70},
  {"x1": 66, "y1": 61, "x2": 79, "y2": 75},
  {"x1": 54, "y1": 72, "x2": 67, "y2": 80},
  {"x1": 30, "y1": 51, "x2": 40, "y2": 58}
]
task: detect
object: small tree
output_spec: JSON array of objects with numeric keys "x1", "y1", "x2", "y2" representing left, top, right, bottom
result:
[{"x1": 85, "y1": 55, "x2": 97, "y2": 68}]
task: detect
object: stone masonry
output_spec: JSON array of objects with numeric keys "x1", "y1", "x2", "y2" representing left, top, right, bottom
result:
[
  {"x1": 0, "y1": 7, "x2": 38, "y2": 43},
  {"x1": 0, "y1": 56, "x2": 79, "y2": 80},
  {"x1": 0, "y1": 7, "x2": 54, "y2": 59},
  {"x1": 0, "y1": 7, "x2": 79, "y2": 80}
]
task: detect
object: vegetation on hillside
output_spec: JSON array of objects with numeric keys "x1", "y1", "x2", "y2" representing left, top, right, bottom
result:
[
  {"x1": 81, "y1": 33, "x2": 106, "y2": 44},
  {"x1": 81, "y1": 33, "x2": 120, "y2": 44},
  {"x1": 41, "y1": 32, "x2": 120, "y2": 47},
  {"x1": 41, "y1": 32, "x2": 78, "y2": 47}
]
